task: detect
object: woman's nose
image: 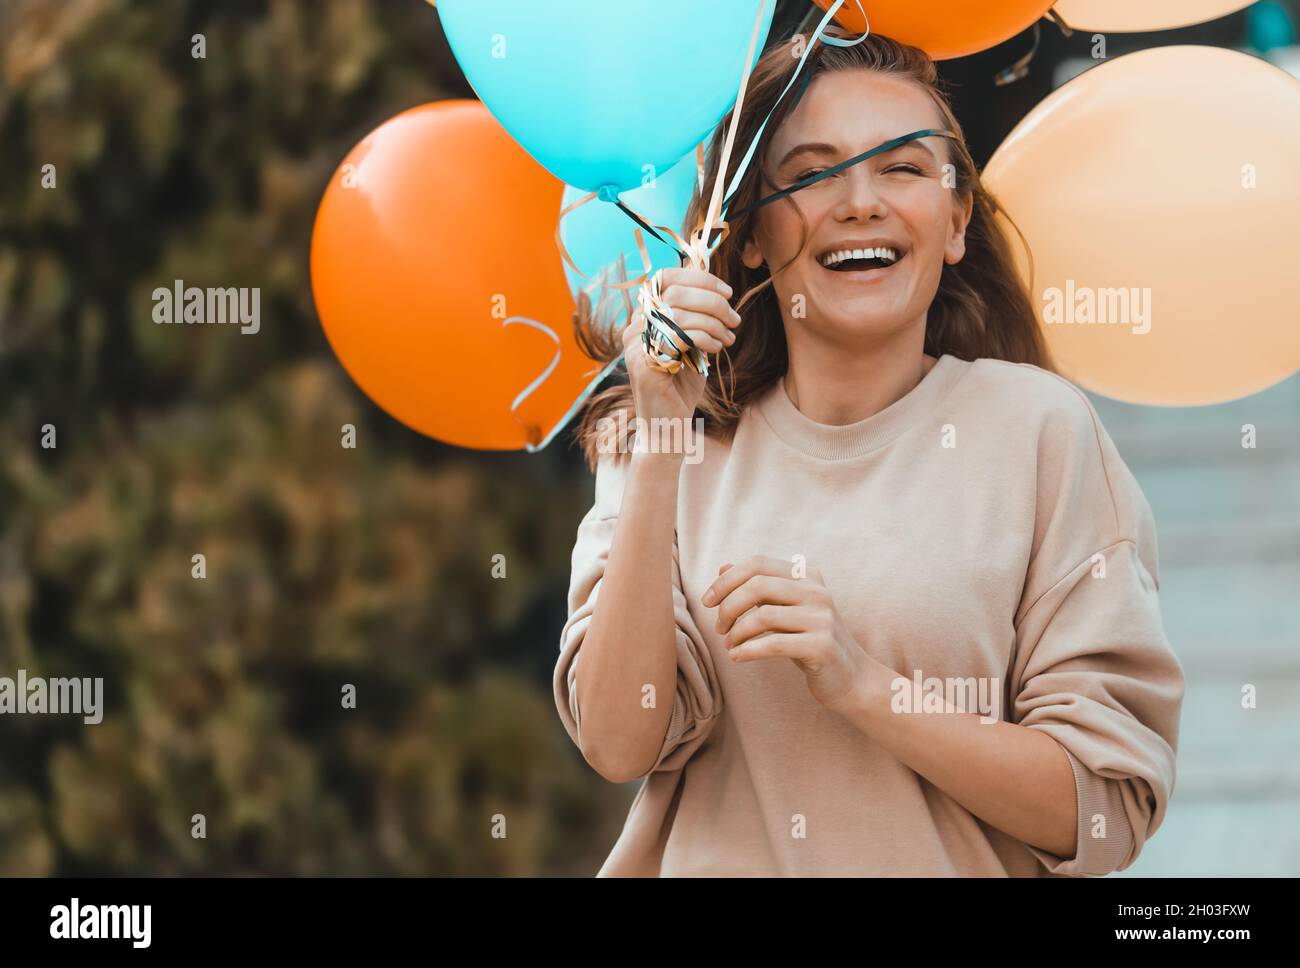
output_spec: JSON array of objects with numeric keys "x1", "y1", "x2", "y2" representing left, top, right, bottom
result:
[{"x1": 831, "y1": 166, "x2": 890, "y2": 221}]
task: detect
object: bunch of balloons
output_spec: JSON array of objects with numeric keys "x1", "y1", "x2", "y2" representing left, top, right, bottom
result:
[
  {"x1": 313, "y1": 0, "x2": 778, "y2": 449},
  {"x1": 311, "y1": 0, "x2": 1300, "y2": 449}
]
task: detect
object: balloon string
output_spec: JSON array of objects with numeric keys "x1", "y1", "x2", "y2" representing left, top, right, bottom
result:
[
  {"x1": 501, "y1": 316, "x2": 561, "y2": 413},
  {"x1": 718, "y1": 0, "x2": 870, "y2": 225},
  {"x1": 726, "y1": 127, "x2": 961, "y2": 221},
  {"x1": 552, "y1": 0, "x2": 864, "y2": 287},
  {"x1": 993, "y1": 21, "x2": 1042, "y2": 86},
  {"x1": 553, "y1": 191, "x2": 686, "y2": 292},
  {"x1": 502, "y1": 314, "x2": 623, "y2": 453},
  {"x1": 630, "y1": 0, "x2": 869, "y2": 381},
  {"x1": 681, "y1": 0, "x2": 776, "y2": 272},
  {"x1": 554, "y1": 190, "x2": 643, "y2": 286},
  {"x1": 625, "y1": 0, "x2": 787, "y2": 379},
  {"x1": 608, "y1": 0, "x2": 868, "y2": 379},
  {"x1": 1047, "y1": 9, "x2": 1075, "y2": 36},
  {"x1": 523, "y1": 0, "x2": 865, "y2": 451},
  {"x1": 993, "y1": 9, "x2": 1074, "y2": 87}
]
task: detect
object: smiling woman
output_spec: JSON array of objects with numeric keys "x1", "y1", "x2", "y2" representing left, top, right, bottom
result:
[
  {"x1": 572, "y1": 29, "x2": 1050, "y2": 445},
  {"x1": 555, "y1": 30, "x2": 1184, "y2": 877}
]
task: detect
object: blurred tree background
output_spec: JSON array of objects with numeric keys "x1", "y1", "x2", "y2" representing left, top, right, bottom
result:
[
  {"x1": 0, "y1": 0, "x2": 642, "y2": 876},
  {"x1": 0, "y1": 0, "x2": 1284, "y2": 874}
]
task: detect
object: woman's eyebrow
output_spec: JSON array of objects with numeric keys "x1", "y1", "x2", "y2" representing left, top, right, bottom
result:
[
  {"x1": 776, "y1": 142, "x2": 839, "y2": 168},
  {"x1": 891, "y1": 139, "x2": 938, "y2": 162},
  {"x1": 778, "y1": 137, "x2": 938, "y2": 170}
]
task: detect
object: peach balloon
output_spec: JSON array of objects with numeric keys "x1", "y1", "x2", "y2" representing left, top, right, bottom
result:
[
  {"x1": 1052, "y1": 0, "x2": 1254, "y2": 32},
  {"x1": 812, "y1": 0, "x2": 1053, "y2": 60},
  {"x1": 983, "y1": 46, "x2": 1300, "y2": 406},
  {"x1": 311, "y1": 101, "x2": 600, "y2": 450}
]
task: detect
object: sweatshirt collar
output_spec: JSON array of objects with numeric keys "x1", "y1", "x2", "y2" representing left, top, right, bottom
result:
[{"x1": 753, "y1": 354, "x2": 968, "y2": 460}]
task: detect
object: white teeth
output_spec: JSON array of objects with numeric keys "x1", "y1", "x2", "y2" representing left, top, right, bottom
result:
[{"x1": 819, "y1": 246, "x2": 899, "y2": 268}]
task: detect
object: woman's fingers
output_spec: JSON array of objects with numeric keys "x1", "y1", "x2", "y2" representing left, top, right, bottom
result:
[
  {"x1": 714, "y1": 574, "x2": 805, "y2": 634},
  {"x1": 729, "y1": 631, "x2": 810, "y2": 664},
  {"x1": 624, "y1": 268, "x2": 739, "y2": 365},
  {"x1": 701, "y1": 555, "x2": 797, "y2": 607},
  {"x1": 724, "y1": 604, "x2": 820, "y2": 650},
  {"x1": 637, "y1": 310, "x2": 733, "y2": 356},
  {"x1": 670, "y1": 309, "x2": 734, "y2": 353},
  {"x1": 661, "y1": 282, "x2": 742, "y2": 330},
  {"x1": 660, "y1": 267, "x2": 733, "y2": 300}
]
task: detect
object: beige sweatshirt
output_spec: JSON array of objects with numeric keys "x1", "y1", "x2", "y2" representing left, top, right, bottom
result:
[{"x1": 553, "y1": 354, "x2": 1185, "y2": 876}]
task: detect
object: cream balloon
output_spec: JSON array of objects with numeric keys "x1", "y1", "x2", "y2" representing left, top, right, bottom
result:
[
  {"x1": 983, "y1": 45, "x2": 1300, "y2": 406},
  {"x1": 1052, "y1": 0, "x2": 1253, "y2": 32}
]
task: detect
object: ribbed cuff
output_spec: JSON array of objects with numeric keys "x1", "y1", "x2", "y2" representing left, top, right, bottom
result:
[{"x1": 1029, "y1": 747, "x2": 1135, "y2": 876}]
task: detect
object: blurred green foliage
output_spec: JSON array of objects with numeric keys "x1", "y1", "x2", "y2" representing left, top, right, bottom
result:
[{"x1": 0, "y1": 0, "x2": 630, "y2": 874}]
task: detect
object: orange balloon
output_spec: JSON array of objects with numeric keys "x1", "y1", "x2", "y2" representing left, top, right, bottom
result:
[
  {"x1": 812, "y1": 0, "x2": 1053, "y2": 60},
  {"x1": 311, "y1": 101, "x2": 600, "y2": 450},
  {"x1": 984, "y1": 46, "x2": 1300, "y2": 406}
]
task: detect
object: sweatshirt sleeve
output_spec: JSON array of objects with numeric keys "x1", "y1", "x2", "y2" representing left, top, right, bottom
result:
[
  {"x1": 553, "y1": 453, "x2": 722, "y2": 776},
  {"x1": 1006, "y1": 377, "x2": 1185, "y2": 876}
]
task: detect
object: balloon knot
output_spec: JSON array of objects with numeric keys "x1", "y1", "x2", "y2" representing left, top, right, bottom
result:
[{"x1": 596, "y1": 184, "x2": 621, "y2": 204}]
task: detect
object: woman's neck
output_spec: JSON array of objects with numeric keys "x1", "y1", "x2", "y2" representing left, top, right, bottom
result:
[{"x1": 782, "y1": 332, "x2": 936, "y2": 426}]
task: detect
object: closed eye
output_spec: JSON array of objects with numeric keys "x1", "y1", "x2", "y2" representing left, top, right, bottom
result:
[
  {"x1": 793, "y1": 163, "x2": 925, "y2": 183},
  {"x1": 793, "y1": 167, "x2": 832, "y2": 183}
]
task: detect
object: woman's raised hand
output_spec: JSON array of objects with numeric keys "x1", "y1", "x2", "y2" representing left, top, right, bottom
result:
[{"x1": 623, "y1": 267, "x2": 742, "y2": 425}]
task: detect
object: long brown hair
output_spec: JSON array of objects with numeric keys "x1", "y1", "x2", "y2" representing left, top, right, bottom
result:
[{"x1": 571, "y1": 29, "x2": 1051, "y2": 469}]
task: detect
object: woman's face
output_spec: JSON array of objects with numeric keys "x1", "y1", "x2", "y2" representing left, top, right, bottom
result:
[{"x1": 742, "y1": 69, "x2": 973, "y2": 348}]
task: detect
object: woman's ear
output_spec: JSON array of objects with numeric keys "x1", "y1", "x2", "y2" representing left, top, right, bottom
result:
[
  {"x1": 944, "y1": 192, "x2": 974, "y2": 266},
  {"x1": 741, "y1": 233, "x2": 765, "y2": 270}
]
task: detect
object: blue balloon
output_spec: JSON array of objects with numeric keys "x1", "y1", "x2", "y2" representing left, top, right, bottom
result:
[
  {"x1": 437, "y1": 0, "x2": 777, "y2": 194},
  {"x1": 559, "y1": 151, "x2": 699, "y2": 317}
]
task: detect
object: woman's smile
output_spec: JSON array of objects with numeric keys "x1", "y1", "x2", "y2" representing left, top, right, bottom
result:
[{"x1": 814, "y1": 244, "x2": 909, "y2": 286}]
